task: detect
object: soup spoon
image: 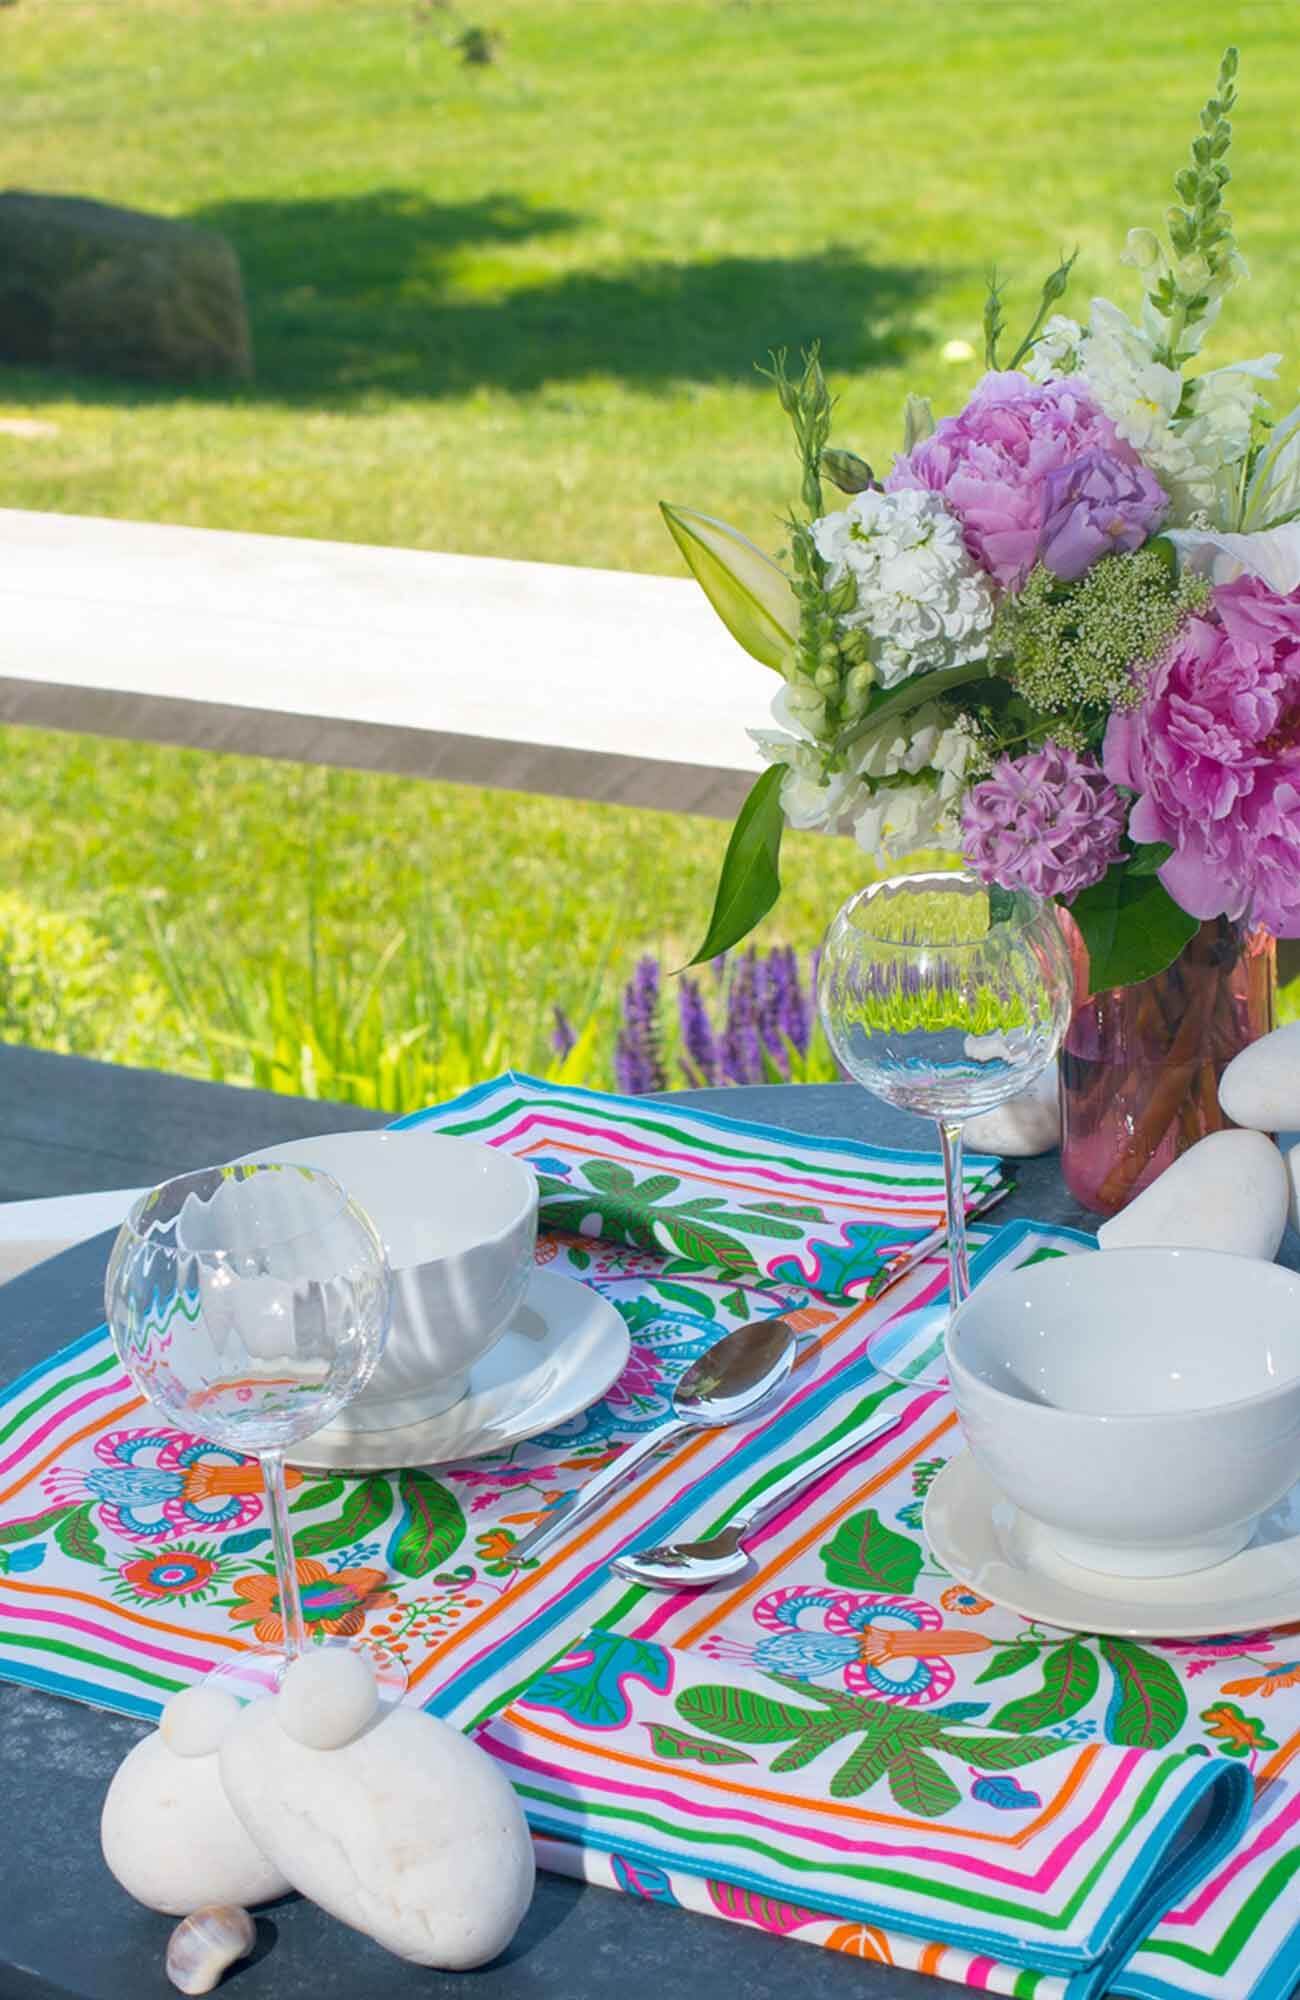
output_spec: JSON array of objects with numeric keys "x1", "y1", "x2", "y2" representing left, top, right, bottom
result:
[
  {"x1": 612, "y1": 1403, "x2": 905, "y2": 1590},
  {"x1": 502, "y1": 1316, "x2": 798, "y2": 1568}
]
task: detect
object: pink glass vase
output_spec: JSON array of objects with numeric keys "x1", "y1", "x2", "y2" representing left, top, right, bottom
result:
[{"x1": 1059, "y1": 915, "x2": 1276, "y2": 1218}]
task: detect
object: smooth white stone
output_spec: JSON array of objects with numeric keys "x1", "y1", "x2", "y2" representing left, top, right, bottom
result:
[
  {"x1": 277, "y1": 1647, "x2": 378, "y2": 1751},
  {"x1": 1283, "y1": 1142, "x2": 1300, "y2": 1234},
  {"x1": 1220, "y1": 1023, "x2": 1300, "y2": 1132},
  {"x1": 964, "y1": 1061, "x2": 1060, "y2": 1159},
  {"x1": 102, "y1": 1726, "x2": 291, "y2": 1916},
  {"x1": 1097, "y1": 1129, "x2": 1288, "y2": 1260},
  {"x1": 166, "y1": 1906, "x2": 256, "y2": 1995},
  {"x1": 161, "y1": 1687, "x2": 243, "y2": 1760},
  {"x1": 221, "y1": 1697, "x2": 534, "y2": 1968}
]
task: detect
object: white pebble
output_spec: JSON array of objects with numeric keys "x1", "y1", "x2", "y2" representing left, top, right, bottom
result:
[
  {"x1": 1220, "y1": 1023, "x2": 1300, "y2": 1133},
  {"x1": 964, "y1": 1062, "x2": 1060, "y2": 1158},
  {"x1": 1097, "y1": 1128, "x2": 1288, "y2": 1261},
  {"x1": 166, "y1": 1906, "x2": 256, "y2": 1994},
  {"x1": 161, "y1": 1687, "x2": 242, "y2": 1760},
  {"x1": 277, "y1": 1646, "x2": 378, "y2": 1751}
]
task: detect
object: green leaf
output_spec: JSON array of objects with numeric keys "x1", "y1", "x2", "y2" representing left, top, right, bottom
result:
[
  {"x1": 289, "y1": 1477, "x2": 345, "y2": 1515},
  {"x1": 769, "y1": 1719, "x2": 863, "y2": 1773},
  {"x1": 649, "y1": 1280, "x2": 717, "y2": 1317},
  {"x1": 655, "y1": 1215, "x2": 762, "y2": 1282},
  {"x1": 294, "y1": 1475, "x2": 394, "y2": 1557},
  {"x1": 53, "y1": 1504, "x2": 104, "y2": 1567},
  {"x1": 660, "y1": 503, "x2": 798, "y2": 673},
  {"x1": 676, "y1": 1683, "x2": 817, "y2": 1746},
  {"x1": 1126, "y1": 841, "x2": 1175, "y2": 877},
  {"x1": 990, "y1": 1639, "x2": 1099, "y2": 1734},
  {"x1": 1068, "y1": 864, "x2": 1199, "y2": 990},
  {"x1": 933, "y1": 1730, "x2": 1067, "y2": 1771},
  {"x1": 646, "y1": 1722, "x2": 756, "y2": 1767},
  {"x1": 975, "y1": 1642, "x2": 1042, "y2": 1686},
  {"x1": 820, "y1": 1509, "x2": 922, "y2": 1594},
  {"x1": 386, "y1": 1471, "x2": 466, "y2": 1578},
  {"x1": 581, "y1": 1160, "x2": 639, "y2": 1195},
  {"x1": 0, "y1": 1504, "x2": 71, "y2": 1547},
  {"x1": 686, "y1": 764, "x2": 786, "y2": 967},
  {"x1": 886, "y1": 1746, "x2": 963, "y2": 1818},
  {"x1": 828, "y1": 1730, "x2": 899, "y2": 1798},
  {"x1": 1100, "y1": 1638, "x2": 1188, "y2": 1747}
]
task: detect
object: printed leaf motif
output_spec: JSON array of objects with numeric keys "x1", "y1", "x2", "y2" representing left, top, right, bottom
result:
[
  {"x1": 53, "y1": 1504, "x2": 103, "y2": 1566},
  {"x1": 827, "y1": 1729, "x2": 900, "y2": 1799},
  {"x1": 386, "y1": 1471, "x2": 466, "y2": 1578},
  {"x1": 294, "y1": 1476, "x2": 393, "y2": 1557},
  {"x1": 646, "y1": 1723, "x2": 756, "y2": 1767},
  {"x1": 290, "y1": 1477, "x2": 345, "y2": 1515},
  {"x1": 712, "y1": 1209, "x2": 804, "y2": 1242},
  {"x1": 932, "y1": 1702, "x2": 989, "y2": 1722},
  {"x1": 932, "y1": 1731, "x2": 1066, "y2": 1771},
  {"x1": 990, "y1": 1639, "x2": 1099, "y2": 1733},
  {"x1": 0, "y1": 1503, "x2": 71, "y2": 1546},
  {"x1": 538, "y1": 1162, "x2": 774, "y2": 1281},
  {"x1": 976, "y1": 1642, "x2": 1042, "y2": 1686},
  {"x1": 826, "y1": 1924, "x2": 894, "y2": 1962},
  {"x1": 649, "y1": 1281, "x2": 717, "y2": 1318},
  {"x1": 1100, "y1": 1638, "x2": 1188, "y2": 1747},
  {"x1": 581, "y1": 1161, "x2": 640, "y2": 1195},
  {"x1": 820, "y1": 1509, "x2": 922, "y2": 1593},
  {"x1": 654, "y1": 1216, "x2": 762, "y2": 1283},
  {"x1": 706, "y1": 1882, "x2": 819, "y2": 1935},
  {"x1": 972, "y1": 1775, "x2": 1041, "y2": 1811},
  {"x1": 528, "y1": 1633, "x2": 673, "y2": 1730},
  {"x1": 886, "y1": 1746, "x2": 963, "y2": 1819},
  {"x1": 676, "y1": 1683, "x2": 816, "y2": 1746},
  {"x1": 220, "y1": 1528, "x2": 269, "y2": 1554},
  {"x1": 769, "y1": 1720, "x2": 864, "y2": 1774},
  {"x1": 743, "y1": 1200, "x2": 827, "y2": 1224},
  {"x1": 611, "y1": 1856, "x2": 679, "y2": 1905}
]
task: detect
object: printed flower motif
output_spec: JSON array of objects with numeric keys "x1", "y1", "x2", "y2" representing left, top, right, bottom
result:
[
  {"x1": 941, "y1": 1585, "x2": 992, "y2": 1616},
  {"x1": 475, "y1": 1528, "x2": 527, "y2": 1577},
  {"x1": 1200, "y1": 1702, "x2": 1278, "y2": 1755},
  {"x1": 606, "y1": 1345, "x2": 664, "y2": 1408},
  {"x1": 1156, "y1": 1632, "x2": 1275, "y2": 1662},
  {"x1": 707, "y1": 1585, "x2": 992, "y2": 1707},
  {"x1": 1222, "y1": 1664, "x2": 1300, "y2": 1700},
  {"x1": 113, "y1": 1540, "x2": 234, "y2": 1607},
  {"x1": 42, "y1": 1427, "x2": 284, "y2": 1544},
  {"x1": 225, "y1": 1559, "x2": 397, "y2": 1645}
]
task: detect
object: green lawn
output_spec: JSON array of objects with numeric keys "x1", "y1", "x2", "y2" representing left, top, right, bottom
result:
[{"x1": 2, "y1": 2, "x2": 1298, "y2": 1102}]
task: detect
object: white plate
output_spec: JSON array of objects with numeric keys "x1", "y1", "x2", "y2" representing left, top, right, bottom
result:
[
  {"x1": 289, "y1": 1268, "x2": 630, "y2": 1473},
  {"x1": 923, "y1": 1450, "x2": 1300, "y2": 1639}
]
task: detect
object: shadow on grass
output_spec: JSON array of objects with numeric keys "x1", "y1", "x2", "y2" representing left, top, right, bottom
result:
[{"x1": 3, "y1": 187, "x2": 937, "y2": 407}]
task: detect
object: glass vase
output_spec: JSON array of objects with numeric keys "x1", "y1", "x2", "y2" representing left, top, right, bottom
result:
[{"x1": 1059, "y1": 915, "x2": 1276, "y2": 1218}]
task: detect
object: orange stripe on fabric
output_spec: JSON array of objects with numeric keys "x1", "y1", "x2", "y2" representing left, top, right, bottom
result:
[
  {"x1": 502, "y1": 1708, "x2": 1100, "y2": 1848},
  {"x1": 675, "y1": 1408, "x2": 961, "y2": 1647},
  {"x1": 1257, "y1": 1730, "x2": 1300, "y2": 1786},
  {"x1": 0, "y1": 1395, "x2": 145, "y2": 1506},
  {"x1": 405, "y1": 1297, "x2": 878, "y2": 1694},
  {"x1": 919, "y1": 1943, "x2": 948, "y2": 1976},
  {"x1": 0, "y1": 1574, "x2": 248, "y2": 1651}
]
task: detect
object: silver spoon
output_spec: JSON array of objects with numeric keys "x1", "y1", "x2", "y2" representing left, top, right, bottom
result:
[
  {"x1": 502, "y1": 1316, "x2": 798, "y2": 1568},
  {"x1": 611, "y1": 1402, "x2": 906, "y2": 1590}
]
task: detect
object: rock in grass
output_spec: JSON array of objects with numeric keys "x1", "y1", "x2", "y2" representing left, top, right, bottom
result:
[
  {"x1": 1097, "y1": 1128, "x2": 1288, "y2": 1261},
  {"x1": 1219, "y1": 1023, "x2": 1300, "y2": 1134},
  {"x1": 0, "y1": 190, "x2": 252, "y2": 381}
]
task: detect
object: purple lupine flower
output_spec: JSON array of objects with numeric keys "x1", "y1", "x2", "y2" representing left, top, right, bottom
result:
[
  {"x1": 551, "y1": 1006, "x2": 577, "y2": 1061},
  {"x1": 615, "y1": 955, "x2": 668, "y2": 1095},
  {"x1": 677, "y1": 975, "x2": 720, "y2": 1087},
  {"x1": 753, "y1": 951, "x2": 790, "y2": 1079},
  {"x1": 767, "y1": 945, "x2": 813, "y2": 1062},
  {"x1": 720, "y1": 951, "x2": 765, "y2": 1085}
]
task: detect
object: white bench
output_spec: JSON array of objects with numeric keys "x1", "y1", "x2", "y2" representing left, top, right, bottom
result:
[{"x1": 0, "y1": 508, "x2": 772, "y2": 817}]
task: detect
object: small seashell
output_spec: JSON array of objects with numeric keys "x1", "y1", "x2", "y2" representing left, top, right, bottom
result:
[{"x1": 166, "y1": 1906, "x2": 256, "y2": 1994}]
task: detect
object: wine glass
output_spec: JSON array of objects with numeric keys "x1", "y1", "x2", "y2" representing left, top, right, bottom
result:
[
  {"x1": 817, "y1": 871, "x2": 1072, "y2": 1385},
  {"x1": 105, "y1": 1161, "x2": 404, "y2": 1701}
]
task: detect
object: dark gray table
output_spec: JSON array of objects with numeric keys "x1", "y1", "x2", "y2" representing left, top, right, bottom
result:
[{"x1": 0, "y1": 1056, "x2": 1168, "y2": 2000}]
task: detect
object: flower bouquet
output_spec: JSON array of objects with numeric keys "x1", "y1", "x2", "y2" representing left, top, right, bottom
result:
[{"x1": 665, "y1": 49, "x2": 1296, "y2": 1208}]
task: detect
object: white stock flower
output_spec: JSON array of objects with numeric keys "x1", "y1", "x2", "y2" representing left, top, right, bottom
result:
[
  {"x1": 1023, "y1": 314, "x2": 1085, "y2": 383},
  {"x1": 1080, "y1": 298, "x2": 1183, "y2": 454},
  {"x1": 810, "y1": 488, "x2": 994, "y2": 689},
  {"x1": 852, "y1": 780, "x2": 958, "y2": 862},
  {"x1": 748, "y1": 686, "x2": 863, "y2": 834}
]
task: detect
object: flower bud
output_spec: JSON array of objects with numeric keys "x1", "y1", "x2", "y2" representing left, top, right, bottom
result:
[
  {"x1": 826, "y1": 572, "x2": 858, "y2": 615},
  {"x1": 846, "y1": 662, "x2": 877, "y2": 699},
  {"x1": 814, "y1": 665, "x2": 841, "y2": 695},
  {"x1": 902, "y1": 394, "x2": 935, "y2": 452},
  {"x1": 821, "y1": 448, "x2": 876, "y2": 495},
  {"x1": 1121, "y1": 228, "x2": 1163, "y2": 273}
]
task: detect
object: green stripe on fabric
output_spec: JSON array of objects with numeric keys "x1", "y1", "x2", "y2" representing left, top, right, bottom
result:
[
  {"x1": 1137, "y1": 1844, "x2": 1300, "y2": 1973},
  {"x1": 0, "y1": 1349, "x2": 116, "y2": 1448},
  {"x1": 1013, "y1": 1967, "x2": 1043, "y2": 1997},
  {"x1": 0, "y1": 1628, "x2": 186, "y2": 1695}
]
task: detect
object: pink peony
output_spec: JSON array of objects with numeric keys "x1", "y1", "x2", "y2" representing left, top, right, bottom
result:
[
  {"x1": 961, "y1": 742, "x2": 1128, "y2": 900},
  {"x1": 1103, "y1": 576, "x2": 1300, "y2": 936},
  {"x1": 888, "y1": 371, "x2": 1155, "y2": 590}
]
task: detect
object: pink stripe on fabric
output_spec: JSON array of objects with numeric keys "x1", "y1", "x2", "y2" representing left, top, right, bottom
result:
[
  {"x1": 0, "y1": 1597, "x2": 215, "y2": 1674},
  {"x1": 965, "y1": 1958, "x2": 998, "y2": 1988},
  {"x1": 0, "y1": 1374, "x2": 130, "y2": 1478},
  {"x1": 484, "y1": 1730, "x2": 1143, "y2": 1895},
  {"x1": 1162, "y1": 1787, "x2": 1300, "y2": 1925},
  {"x1": 484, "y1": 1112, "x2": 951, "y2": 1208}
]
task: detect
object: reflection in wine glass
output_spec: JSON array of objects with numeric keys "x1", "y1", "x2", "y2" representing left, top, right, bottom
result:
[
  {"x1": 818, "y1": 872, "x2": 1072, "y2": 1384},
  {"x1": 105, "y1": 1162, "x2": 402, "y2": 1698}
]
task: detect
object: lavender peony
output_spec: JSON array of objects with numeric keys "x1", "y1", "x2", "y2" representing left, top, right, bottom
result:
[
  {"x1": 1037, "y1": 449, "x2": 1167, "y2": 581},
  {"x1": 962, "y1": 742, "x2": 1128, "y2": 900},
  {"x1": 888, "y1": 371, "x2": 1152, "y2": 590},
  {"x1": 1103, "y1": 576, "x2": 1300, "y2": 936}
]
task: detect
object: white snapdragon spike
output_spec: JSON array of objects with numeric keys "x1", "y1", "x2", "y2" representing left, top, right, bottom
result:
[
  {"x1": 1023, "y1": 314, "x2": 1085, "y2": 383},
  {"x1": 811, "y1": 488, "x2": 994, "y2": 688},
  {"x1": 851, "y1": 780, "x2": 957, "y2": 862},
  {"x1": 748, "y1": 689, "x2": 864, "y2": 834},
  {"x1": 1080, "y1": 298, "x2": 1185, "y2": 454},
  {"x1": 1242, "y1": 404, "x2": 1300, "y2": 532}
]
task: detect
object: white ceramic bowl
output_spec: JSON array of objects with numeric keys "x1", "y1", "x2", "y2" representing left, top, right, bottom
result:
[
  {"x1": 946, "y1": 1247, "x2": 1300, "y2": 1578},
  {"x1": 238, "y1": 1130, "x2": 538, "y2": 1432}
]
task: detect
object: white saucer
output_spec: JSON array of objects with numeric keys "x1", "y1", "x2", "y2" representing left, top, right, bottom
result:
[
  {"x1": 289, "y1": 1269, "x2": 630, "y2": 1473},
  {"x1": 924, "y1": 1451, "x2": 1300, "y2": 1639}
]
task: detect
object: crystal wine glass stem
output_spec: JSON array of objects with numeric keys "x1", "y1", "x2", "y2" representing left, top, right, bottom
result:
[
  {"x1": 261, "y1": 1448, "x2": 308, "y2": 1660},
  {"x1": 938, "y1": 1118, "x2": 971, "y2": 1307}
]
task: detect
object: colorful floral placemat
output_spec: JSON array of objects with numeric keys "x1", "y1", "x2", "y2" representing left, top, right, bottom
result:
[{"x1": 2, "y1": 1076, "x2": 1299, "y2": 1999}]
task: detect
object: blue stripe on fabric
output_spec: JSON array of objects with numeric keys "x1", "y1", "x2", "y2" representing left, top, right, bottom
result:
[
  {"x1": 0, "y1": 1322, "x2": 110, "y2": 1410},
  {"x1": 0, "y1": 1653, "x2": 162, "y2": 1722}
]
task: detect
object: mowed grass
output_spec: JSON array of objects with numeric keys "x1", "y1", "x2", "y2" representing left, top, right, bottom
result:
[{"x1": 2, "y1": 2, "x2": 1299, "y2": 1098}]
